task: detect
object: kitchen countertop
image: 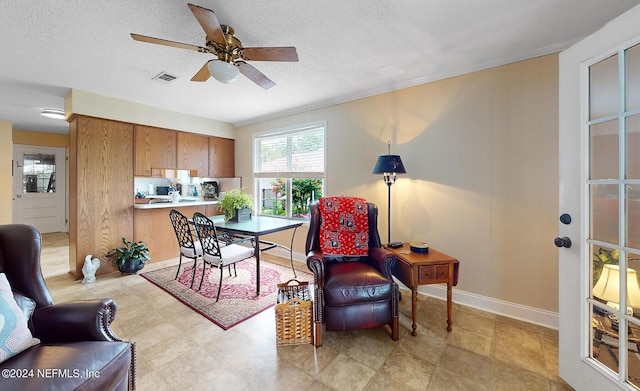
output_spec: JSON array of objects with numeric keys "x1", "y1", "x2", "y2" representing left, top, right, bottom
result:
[{"x1": 134, "y1": 196, "x2": 220, "y2": 209}]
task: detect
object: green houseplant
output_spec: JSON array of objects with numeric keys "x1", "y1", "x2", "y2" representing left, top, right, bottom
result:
[
  {"x1": 106, "y1": 237, "x2": 150, "y2": 274},
  {"x1": 219, "y1": 188, "x2": 253, "y2": 222}
]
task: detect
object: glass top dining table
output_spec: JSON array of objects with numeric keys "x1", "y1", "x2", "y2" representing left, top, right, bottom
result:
[{"x1": 207, "y1": 215, "x2": 304, "y2": 295}]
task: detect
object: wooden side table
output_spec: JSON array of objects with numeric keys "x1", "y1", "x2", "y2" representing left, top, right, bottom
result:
[{"x1": 387, "y1": 244, "x2": 459, "y2": 336}]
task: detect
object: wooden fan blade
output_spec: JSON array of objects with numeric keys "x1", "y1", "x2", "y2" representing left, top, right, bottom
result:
[
  {"x1": 191, "y1": 62, "x2": 211, "y2": 82},
  {"x1": 187, "y1": 3, "x2": 226, "y2": 48},
  {"x1": 238, "y1": 63, "x2": 275, "y2": 89},
  {"x1": 130, "y1": 33, "x2": 207, "y2": 52},
  {"x1": 241, "y1": 47, "x2": 298, "y2": 62}
]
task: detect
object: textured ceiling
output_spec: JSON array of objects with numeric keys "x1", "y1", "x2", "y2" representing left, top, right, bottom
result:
[{"x1": 1, "y1": 0, "x2": 639, "y2": 134}]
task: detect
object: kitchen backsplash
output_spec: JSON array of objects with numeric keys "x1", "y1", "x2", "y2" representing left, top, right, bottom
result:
[{"x1": 135, "y1": 176, "x2": 241, "y2": 197}]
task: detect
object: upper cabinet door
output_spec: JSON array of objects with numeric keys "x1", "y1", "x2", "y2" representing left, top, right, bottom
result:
[
  {"x1": 177, "y1": 131, "x2": 209, "y2": 177},
  {"x1": 134, "y1": 125, "x2": 177, "y2": 176},
  {"x1": 209, "y1": 137, "x2": 235, "y2": 178}
]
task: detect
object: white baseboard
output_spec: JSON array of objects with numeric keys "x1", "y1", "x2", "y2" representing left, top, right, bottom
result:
[
  {"x1": 268, "y1": 247, "x2": 559, "y2": 330},
  {"x1": 414, "y1": 283, "x2": 559, "y2": 330}
]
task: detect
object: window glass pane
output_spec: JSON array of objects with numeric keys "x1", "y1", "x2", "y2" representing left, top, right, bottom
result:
[
  {"x1": 256, "y1": 126, "x2": 324, "y2": 174},
  {"x1": 22, "y1": 153, "x2": 56, "y2": 193},
  {"x1": 291, "y1": 178, "x2": 323, "y2": 218},
  {"x1": 291, "y1": 130, "x2": 324, "y2": 172},
  {"x1": 627, "y1": 114, "x2": 640, "y2": 180},
  {"x1": 591, "y1": 184, "x2": 619, "y2": 244},
  {"x1": 590, "y1": 54, "x2": 619, "y2": 120},
  {"x1": 590, "y1": 120, "x2": 619, "y2": 180},
  {"x1": 626, "y1": 43, "x2": 640, "y2": 112},
  {"x1": 258, "y1": 178, "x2": 286, "y2": 217},
  {"x1": 256, "y1": 136, "x2": 288, "y2": 172}
]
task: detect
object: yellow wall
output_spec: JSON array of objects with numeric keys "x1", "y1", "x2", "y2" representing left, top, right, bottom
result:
[
  {"x1": 13, "y1": 129, "x2": 69, "y2": 147},
  {"x1": 0, "y1": 120, "x2": 13, "y2": 224},
  {"x1": 237, "y1": 54, "x2": 560, "y2": 318}
]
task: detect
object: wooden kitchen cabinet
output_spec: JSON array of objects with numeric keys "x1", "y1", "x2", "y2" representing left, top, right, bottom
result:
[
  {"x1": 205, "y1": 204, "x2": 223, "y2": 216},
  {"x1": 134, "y1": 205, "x2": 206, "y2": 262},
  {"x1": 134, "y1": 125, "x2": 177, "y2": 176},
  {"x1": 209, "y1": 136, "x2": 235, "y2": 178},
  {"x1": 177, "y1": 131, "x2": 209, "y2": 177},
  {"x1": 69, "y1": 115, "x2": 134, "y2": 278}
]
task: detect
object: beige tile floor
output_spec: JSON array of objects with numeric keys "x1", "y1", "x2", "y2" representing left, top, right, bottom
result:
[{"x1": 41, "y1": 232, "x2": 574, "y2": 391}]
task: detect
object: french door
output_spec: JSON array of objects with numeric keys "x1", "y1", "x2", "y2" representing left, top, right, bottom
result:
[{"x1": 559, "y1": 5, "x2": 640, "y2": 390}]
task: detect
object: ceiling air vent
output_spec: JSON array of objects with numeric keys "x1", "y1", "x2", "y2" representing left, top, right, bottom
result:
[{"x1": 152, "y1": 72, "x2": 178, "y2": 84}]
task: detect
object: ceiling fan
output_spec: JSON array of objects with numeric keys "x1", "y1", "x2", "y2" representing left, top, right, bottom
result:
[{"x1": 131, "y1": 3, "x2": 298, "y2": 89}]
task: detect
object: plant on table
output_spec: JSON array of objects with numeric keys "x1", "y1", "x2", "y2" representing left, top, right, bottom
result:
[{"x1": 219, "y1": 188, "x2": 253, "y2": 222}]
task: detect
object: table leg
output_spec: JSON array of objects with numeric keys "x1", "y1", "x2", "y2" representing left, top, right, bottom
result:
[
  {"x1": 446, "y1": 283, "x2": 452, "y2": 331},
  {"x1": 411, "y1": 288, "x2": 418, "y2": 336},
  {"x1": 254, "y1": 234, "x2": 260, "y2": 296}
]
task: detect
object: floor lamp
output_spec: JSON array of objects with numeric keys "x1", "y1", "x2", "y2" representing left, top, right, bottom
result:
[{"x1": 372, "y1": 141, "x2": 407, "y2": 246}]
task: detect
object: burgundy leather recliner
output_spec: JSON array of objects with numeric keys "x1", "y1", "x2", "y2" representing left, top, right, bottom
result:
[
  {"x1": 306, "y1": 200, "x2": 399, "y2": 347},
  {"x1": 0, "y1": 224, "x2": 135, "y2": 390}
]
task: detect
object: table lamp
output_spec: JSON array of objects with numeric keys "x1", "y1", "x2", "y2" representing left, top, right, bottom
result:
[
  {"x1": 372, "y1": 141, "x2": 406, "y2": 246},
  {"x1": 592, "y1": 264, "x2": 640, "y2": 315}
]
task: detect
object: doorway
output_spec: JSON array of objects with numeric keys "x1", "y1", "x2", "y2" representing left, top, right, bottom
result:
[{"x1": 12, "y1": 145, "x2": 67, "y2": 233}]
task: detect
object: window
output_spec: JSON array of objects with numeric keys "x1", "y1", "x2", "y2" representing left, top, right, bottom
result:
[
  {"x1": 22, "y1": 153, "x2": 56, "y2": 193},
  {"x1": 254, "y1": 121, "x2": 325, "y2": 219}
]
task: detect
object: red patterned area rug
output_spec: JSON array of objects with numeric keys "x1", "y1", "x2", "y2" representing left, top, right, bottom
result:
[{"x1": 140, "y1": 256, "x2": 312, "y2": 330}]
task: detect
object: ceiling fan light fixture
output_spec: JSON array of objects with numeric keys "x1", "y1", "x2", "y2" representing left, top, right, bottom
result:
[
  {"x1": 207, "y1": 60, "x2": 239, "y2": 84},
  {"x1": 40, "y1": 108, "x2": 66, "y2": 120}
]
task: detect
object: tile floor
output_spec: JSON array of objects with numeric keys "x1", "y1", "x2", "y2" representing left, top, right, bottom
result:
[{"x1": 41, "y1": 232, "x2": 574, "y2": 391}]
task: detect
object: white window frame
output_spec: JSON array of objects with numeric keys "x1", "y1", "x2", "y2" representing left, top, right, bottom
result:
[{"x1": 253, "y1": 120, "x2": 326, "y2": 219}]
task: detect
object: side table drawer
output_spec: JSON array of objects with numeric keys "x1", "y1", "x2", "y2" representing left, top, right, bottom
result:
[{"x1": 418, "y1": 264, "x2": 449, "y2": 284}]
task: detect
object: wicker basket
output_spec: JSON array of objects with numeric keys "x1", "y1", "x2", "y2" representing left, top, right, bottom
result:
[{"x1": 275, "y1": 279, "x2": 313, "y2": 346}]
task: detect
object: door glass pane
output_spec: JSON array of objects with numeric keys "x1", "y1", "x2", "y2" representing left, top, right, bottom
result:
[
  {"x1": 627, "y1": 251, "x2": 640, "y2": 388},
  {"x1": 590, "y1": 120, "x2": 619, "y2": 180},
  {"x1": 591, "y1": 184, "x2": 619, "y2": 244},
  {"x1": 592, "y1": 244, "x2": 620, "y2": 298},
  {"x1": 628, "y1": 114, "x2": 640, "y2": 180},
  {"x1": 626, "y1": 322, "x2": 640, "y2": 388},
  {"x1": 591, "y1": 303, "x2": 619, "y2": 374},
  {"x1": 590, "y1": 54, "x2": 619, "y2": 120},
  {"x1": 627, "y1": 44, "x2": 640, "y2": 112},
  {"x1": 22, "y1": 153, "x2": 56, "y2": 193},
  {"x1": 629, "y1": 185, "x2": 640, "y2": 250}
]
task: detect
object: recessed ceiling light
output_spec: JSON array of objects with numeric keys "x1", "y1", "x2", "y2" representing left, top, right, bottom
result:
[{"x1": 40, "y1": 108, "x2": 66, "y2": 120}]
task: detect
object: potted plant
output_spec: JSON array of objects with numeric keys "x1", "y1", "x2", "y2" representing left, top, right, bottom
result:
[
  {"x1": 106, "y1": 237, "x2": 150, "y2": 274},
  {"x1": 219, "y1": 188, "x2": 253, "y2": 222}
]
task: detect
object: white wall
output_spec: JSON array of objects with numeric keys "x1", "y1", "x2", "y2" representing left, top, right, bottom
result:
[
  {"x1": 65, "y1": 89, "x2": 235, "y2": 138},
  {"x1": 236, "y1": 54, "x2": 560, "y2": 326}
]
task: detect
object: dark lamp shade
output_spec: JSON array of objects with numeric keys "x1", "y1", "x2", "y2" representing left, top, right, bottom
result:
[{"x1": 372, "y1": 155, "x2": 407, "y2": 174}]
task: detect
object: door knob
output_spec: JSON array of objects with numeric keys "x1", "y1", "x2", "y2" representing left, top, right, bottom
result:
[
  {"x1": 554, "y1": 237, "x2": 572, "y2": 248},
  {"x1": 559, "y1": 213, "x2": 571, "y2": 225}
]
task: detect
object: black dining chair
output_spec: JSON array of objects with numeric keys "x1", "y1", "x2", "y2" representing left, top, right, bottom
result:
[
  {"x1": 192, "y1": 212, "x2": 255, "y2": 301},
  {"x1": 169, "y1": 209, "x2": 203, "y2": 288}
]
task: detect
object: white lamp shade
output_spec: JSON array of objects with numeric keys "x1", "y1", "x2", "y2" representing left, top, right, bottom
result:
[
  {"x1": 592, "y1": 264, "x2": 640, "y2": 308},
  {"x1": 207, "y1": 60, "x2": 239, "y2": 84}
]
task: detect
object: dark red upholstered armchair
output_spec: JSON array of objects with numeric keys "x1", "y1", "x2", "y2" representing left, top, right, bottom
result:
[
  {"x1": 0, "y1": 224, "x2": 135, "y2": 391},
  {"x1": 305, "y1": 197, "x2": 399, "y2": 347}
]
